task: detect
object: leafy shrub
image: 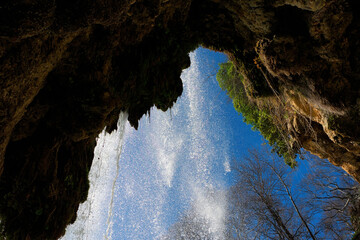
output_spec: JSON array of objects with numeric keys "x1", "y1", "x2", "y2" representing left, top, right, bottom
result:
[{"x1": 216, "y1": 61, "x2": 297, "y2": 166}]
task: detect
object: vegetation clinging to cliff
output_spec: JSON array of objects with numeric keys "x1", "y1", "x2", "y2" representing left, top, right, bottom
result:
[{"x1": 216, "y1": 61, "x2": 298, "y2": 166}]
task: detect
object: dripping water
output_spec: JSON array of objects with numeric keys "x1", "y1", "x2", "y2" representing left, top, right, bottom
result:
[
  {"x1": 61, "y1": 48, "x2": 230, "y2": 240},
  {"x1": 61, "y1": 112, "x2": 128, "y2": 240},
  {"x1": 112, "y1": 50, "x2": 230, "y2": 239}
]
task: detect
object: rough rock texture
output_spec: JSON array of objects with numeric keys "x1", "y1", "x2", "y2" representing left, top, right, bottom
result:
[
  {"x1": 250, "y1": 0, "x2": 360, "y2": 179},
  {"x1": 0, "y1": 0, "x2": 360, "y2": 239}
]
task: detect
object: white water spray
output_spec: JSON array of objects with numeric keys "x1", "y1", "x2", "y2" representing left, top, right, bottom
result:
[
  {"x1": 61, "y1": 112, "x2": 128, "y2": 240},
  {"x1": 61, "y1": 49, "x2": 229, "y2": 240},
  {"x1": 113, "y1": 50, "x2": 229, "y2": 239},
  {"x1": 180, "y1": 51, "x2": 228, "y2": 239}
]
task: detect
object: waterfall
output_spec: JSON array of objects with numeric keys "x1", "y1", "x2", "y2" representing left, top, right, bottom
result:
[
  {"x1": 111, "y1": 49, "x2": 229, "y2": 239},
  {"x1": 61, "y1": 48, "x2": 230, "y2": 240},
  {"x1": 61, "y1": 112, "x2": 128, "y2": 240},
  {"x1": 179, "y1": 51, "x2": 228, "y2": 239}
]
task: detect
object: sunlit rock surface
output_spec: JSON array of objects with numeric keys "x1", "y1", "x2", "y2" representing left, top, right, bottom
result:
[{"x1": 0, "y1": 0, "x2": 360, "y2": 238}]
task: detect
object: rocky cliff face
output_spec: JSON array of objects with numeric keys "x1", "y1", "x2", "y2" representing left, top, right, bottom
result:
[
  {"x1": 247, "y1": 0, "x2": 360, "y2": 180},
  {"x1": 0, "y1": 0, "x2": 359, "y2": 239}
]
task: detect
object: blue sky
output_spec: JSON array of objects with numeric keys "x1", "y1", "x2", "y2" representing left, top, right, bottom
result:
[
  {"x1": 60, "y1": 46, "x2": 357, "y2": 240},
  {"x1": 109, "y1": 48, "x2": 267, "y2": 239},
  {"x1": 62, "y1": 47, "x2": 286, "y2": 239}
]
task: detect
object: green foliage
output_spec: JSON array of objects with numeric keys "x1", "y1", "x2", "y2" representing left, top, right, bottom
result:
[{"x1": 216, "y1": 61, "x2": 297, "y2": 166}]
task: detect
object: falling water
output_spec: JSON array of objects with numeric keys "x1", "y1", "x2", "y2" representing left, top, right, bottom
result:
[
  {"x1": 111, "y1": 50, "x2": 230, "y2": 239},
  {"x1": 179, "y1": 51, "x2": 228, "y2": 239},
  {"x1": 61, "y1": 48, "x2": 230, "y2": 240},
  {"x1": 61, "y1": 112, "x2": 128, "y2": 240}
]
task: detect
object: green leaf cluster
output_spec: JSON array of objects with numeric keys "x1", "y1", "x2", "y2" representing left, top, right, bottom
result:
[{"x1": 216, "y1": 61, "x2": 296, "y2": 166}]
